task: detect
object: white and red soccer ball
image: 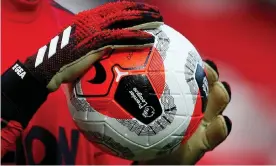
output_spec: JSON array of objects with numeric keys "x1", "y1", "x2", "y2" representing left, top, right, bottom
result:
[{"x1": 65, "y1": 24, "x2": 208, "y2": 160}]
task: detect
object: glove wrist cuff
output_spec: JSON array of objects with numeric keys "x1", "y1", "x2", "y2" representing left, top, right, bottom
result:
[{"x1": 1, "y1": 61, "x2": 49, "y2": 128}]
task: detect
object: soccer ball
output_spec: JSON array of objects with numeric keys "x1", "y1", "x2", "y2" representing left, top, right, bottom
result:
[{"x1": 65, "y1": 24, "x2": 208, "y2": 161}]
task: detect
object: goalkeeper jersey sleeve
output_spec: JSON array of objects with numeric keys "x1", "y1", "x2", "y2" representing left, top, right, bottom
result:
[{"x1": 1, "y1": 119, "x2": 22, "y2": 158}]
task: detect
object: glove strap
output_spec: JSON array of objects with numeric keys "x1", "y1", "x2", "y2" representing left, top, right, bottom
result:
[{"x1": 1, "y1": 61, "x2": 49, "y2": 128}]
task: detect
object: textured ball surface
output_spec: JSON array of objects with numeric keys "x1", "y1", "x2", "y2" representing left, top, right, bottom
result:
[{"x1": 65, "y1": 24, "x2": 208, "y2": 160}]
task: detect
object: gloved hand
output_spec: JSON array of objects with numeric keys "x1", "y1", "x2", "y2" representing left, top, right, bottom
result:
[
  {"x1": 24, "y1": 1, "x2": 163, "y2": 92},
  {"x1": 1, "y1": 1, "x2": 163, "y2": 128},
  {"x1": 144, "y1": 60, "x2": 232, "y2": 165},
  {"x1": 176, "y1": 60, "x2": 232, "y2": 164}
]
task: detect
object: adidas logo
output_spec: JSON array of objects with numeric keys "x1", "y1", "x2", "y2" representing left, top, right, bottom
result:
[{"x1": 35, "y1": 26, "x2": 72, "y2": 67}]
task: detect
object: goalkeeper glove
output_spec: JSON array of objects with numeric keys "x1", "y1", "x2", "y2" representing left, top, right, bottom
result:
[{"x1": 2, "y1": 1, "x2": 163, "y2": 127}]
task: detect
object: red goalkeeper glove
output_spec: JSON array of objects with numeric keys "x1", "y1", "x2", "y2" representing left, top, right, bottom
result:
[
  {"x1": 25, "y1": 1, "x2": 163, "y2": 91},
  {"x1": 2, "y1": 1, "x2": 163, "y2": 127}
]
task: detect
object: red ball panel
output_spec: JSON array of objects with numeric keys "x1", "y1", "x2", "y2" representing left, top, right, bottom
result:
[
  {"x1": 181, "y1": 91, "x2": 204, "y2": 144},
  {"x1": 79, "y1": 47, "x2": 166, "y2": 120}
]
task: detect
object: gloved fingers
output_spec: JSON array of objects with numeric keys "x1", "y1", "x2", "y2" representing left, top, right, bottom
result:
[
  {"x1": 164, "y1": 115, "x2": 232, "y2": 165},
  {"x1": 164, "y1": 61, "x2": 232, "y2": 165},
  {"x1": 204, "y1": 81, "x2": 231, "y2": 122},
  {"x1": 86, "y1": 29, "x2": 155, "y2": 51},
  {"x1": 203, "y1": 115, "x2": 232, "y2": 151},
  {"x1": 203, "y1": 60, "x2": 231, "y2": 122},
  {"x1": 129, "y1": 2, "x2": 160, "y2": 13},
  {"x1": 204, "y1": 60, "x2": 219, "y2": 88},
  {"x1": 103, "y1": 10, "x2": 163, "y2": 29},
  {"x1": 93, "y1": 1, "x2": 160, "y2": 17}
]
